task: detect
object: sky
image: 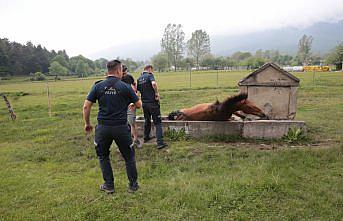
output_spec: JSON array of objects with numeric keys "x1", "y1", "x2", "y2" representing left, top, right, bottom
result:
[{"x1": 1, "y1": 0, "x2": 343, "y2": 57}]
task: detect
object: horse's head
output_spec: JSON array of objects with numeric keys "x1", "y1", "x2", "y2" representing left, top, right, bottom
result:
[
  {"x1": 219, "y1": 93, "x2": 248, "y2": 114},
  {"x1": 167, "y1": 110, "x2": 185, "y2": 120},
  {"x1": 237, "y1": 99, "x2": 269, "y2": 119}
]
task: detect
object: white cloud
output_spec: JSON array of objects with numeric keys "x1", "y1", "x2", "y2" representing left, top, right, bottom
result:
[{"x1": 1, "y1": 0, "x2": 342, "y2": 56}]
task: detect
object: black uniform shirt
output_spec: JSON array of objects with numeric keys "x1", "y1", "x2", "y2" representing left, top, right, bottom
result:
[
  {"x1": 121, "y1": 73, "x2": 135, "y2": 85},
  {"x1": 137, "y1": 72, "x2": 156, "y2": 103},
  {"x1": 87, "y1": 76, "x2": 139, "y2": 125}
]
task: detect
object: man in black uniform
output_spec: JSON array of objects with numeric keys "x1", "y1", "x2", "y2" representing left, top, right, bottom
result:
[
  {"x1": 137, "y1": 65, "x2": 167, "y2": 149},
  {"x1": 121, "y1": 65, "x2": 142, "y2": 148},
  {"x1": 83, "y1": 60, "x2": 142, "y2": 194}
]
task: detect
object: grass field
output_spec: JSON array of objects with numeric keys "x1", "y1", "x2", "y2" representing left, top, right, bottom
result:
[{"x1": 0, "y1": 70, "x2": 342, "y2": 220}]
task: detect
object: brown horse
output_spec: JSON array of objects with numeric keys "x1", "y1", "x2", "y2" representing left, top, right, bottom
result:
[{"x1": 167, "y1": 93, "x2": 267, "y2": 121}]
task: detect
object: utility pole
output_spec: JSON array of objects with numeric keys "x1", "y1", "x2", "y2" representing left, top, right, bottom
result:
[{"x1": 216, "y1": 69, "x2": 219, "y2": 88}]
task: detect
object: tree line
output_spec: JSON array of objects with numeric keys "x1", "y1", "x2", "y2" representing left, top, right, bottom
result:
[
  {"x1": 0, "y1": 38, "x2": 143, "y2": 77},
  {"x1": 153, "y1": 24, "x2": 343, "y2": 71},
  {"x1": 1, "y1": 30, "x2": 342, "y2": 77}
]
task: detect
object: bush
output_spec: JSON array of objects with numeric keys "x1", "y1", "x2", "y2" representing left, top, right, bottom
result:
[
  {"x1": 165, "y1": 127, "x2": 189, "y2": 141},
  {"x1": 15, "y1": 91, "x2": 29, "y2": 96},
  {"x1": 30, "y1": 72, "x2": 46, "y2": 81},
  {"x1": 282, "y1": 127, "x2": 307, "y2": 144}
]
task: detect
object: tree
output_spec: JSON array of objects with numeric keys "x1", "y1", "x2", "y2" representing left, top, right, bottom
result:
[
  {"x1": 231, "y1": 51, "x2": 252, "y2": 62},
  {"x1": 51, "y1": 55, "x2": 69, "y2": 69},
  {"x1": 278, "y1": 54, "x2": 293, "y2": 66},
  {"x1": 213, "y1": 56, "x2": 227, "y2": 69},
  {"x1": 187, "y1": 30, "x2": 211, "y2": 69},
  {"x1": 0, "y1": 38, "x2": 66, "y2": 76},
  {"x1": 120, "y1": 58, "x2": 143, "y2": 72},
  {"x1": 161, "y1": 24, "x2": 185, "y2": 71},
  {"x1": 326, "y1": 43, "x2": 343, "y2": 70},
  {"x1": 0, "y1": 41, "x2": 10, "y2": 76},
  {"x1": 94, "y1": 58, "x2": 108, "y2": 70},
  {"x1": 182, "y1": 57, "x2": 195, "y2": 70},
  {"x1": 151, "y1": 52, "x2": 169, "y2": 72},
  {"x1": 243, "y1": 57, "x2": 266, "y2": 69},
  {"x1": 57, "y1": 50, "x2": 69, "y2": 62},
  {"x1": 49, "y1": 61, "x2": 68, "y2": 75},
  {"x1": 69, "y1": 55, "x2": 95, "y2": 75},
  {"x1": 255, "y1": 49, "x2": 263, "y2": 59},
  {"x1": 297, "y1": 35, "x2": 313, "y2": 65},
  {"x1": 75, "y1": 60, "x2": 90, "y2": 77},
  {"x1": 34, "y1": 45, "x2": 51, "y2": 73},
  {"x1": 200, "y1": 54, "x2": 216, "y2": 68}
]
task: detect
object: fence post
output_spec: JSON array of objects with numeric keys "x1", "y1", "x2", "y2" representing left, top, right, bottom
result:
[
  {"x1": 1, "y1": 93, "x2": 16, "y2": 120},
  {"x1": 46, "y1": 82, "x2": 52, "y2": 117},
  {"x1": 189, "y1": 66, "x2": 192, "y2": 89},
  {"x1": 216, "y1": 69, "x2": 219, "y2": 88},
  {"x1": 312, "y1": 70, "x2": 316, "y2": 85}
]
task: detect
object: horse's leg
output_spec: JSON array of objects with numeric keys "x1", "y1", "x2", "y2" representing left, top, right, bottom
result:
[
  {"x1": 233, "y1": 111, "x2": 246, "y2": 120},
  {"x1": 176, "y1": 113, "x2": 186, "y2": 120}
]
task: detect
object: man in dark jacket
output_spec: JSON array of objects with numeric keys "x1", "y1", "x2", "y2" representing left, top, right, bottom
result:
[
  {"x1": 137, "y1": 65, "x2": 167, "y2": 149},
  {"x1": 83, "y1": 59, "x2": 142, "y2": 194}
]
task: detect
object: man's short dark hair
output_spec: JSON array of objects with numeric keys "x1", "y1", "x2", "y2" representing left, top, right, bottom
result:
[
  {"x1": 122, "y1": 65, "x2": 128, "y2": 73},
  {"x1": 107, "y1": 59, "x2": 121, "y2": 71},
  {"x1": 144, "y1": 64, "x2": 153, "y2": 71}
]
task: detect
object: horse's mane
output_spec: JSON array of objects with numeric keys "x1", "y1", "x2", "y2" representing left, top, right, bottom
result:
[
  {"x1": 217, "y1": 93, "x2": 248, "y2": 113},
  {"x1": 207, "y1": 93, "x2": 247, "y2": 120}
]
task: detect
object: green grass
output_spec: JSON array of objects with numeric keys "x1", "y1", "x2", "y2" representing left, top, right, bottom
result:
[{"x1": 0, "y1": 70, "x2": 342, "y2": 220}]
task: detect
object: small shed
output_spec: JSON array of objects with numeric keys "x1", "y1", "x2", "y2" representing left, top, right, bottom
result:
[{"x1": 238, "y1": 63, "x2": 300, "y2": 120}]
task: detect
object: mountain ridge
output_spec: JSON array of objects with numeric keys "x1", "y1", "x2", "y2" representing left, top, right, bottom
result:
[{"x1": 88, "y1": 20, "x2": 343, "y2": 60}]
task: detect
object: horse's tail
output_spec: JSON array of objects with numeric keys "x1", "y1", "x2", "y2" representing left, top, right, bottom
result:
[
  {"x1": 168, "y1": 110, "x2": 184, "y2": 120},
  {"x1": 220, "y1": 93, "x2": 248, "y2": 113}
]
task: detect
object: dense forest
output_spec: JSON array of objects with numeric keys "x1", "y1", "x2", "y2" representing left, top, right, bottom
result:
[
  {"x1": 0, "y1": 38, "x2": 54, "y2": 76},
  {"x1": 0, "y1": 38, "x2": 143, "y2": 77}
]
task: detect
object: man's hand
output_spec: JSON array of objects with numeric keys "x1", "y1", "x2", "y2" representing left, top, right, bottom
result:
[
  {"x1": 155, "y1": 93, "x2": 160, "y2": 101},
  {"x1": 128, "y1": 103, "x2": 136, "y2": 111},
  {"x1": 85, "y1": 124, "x2": 93, "y2": 133}
]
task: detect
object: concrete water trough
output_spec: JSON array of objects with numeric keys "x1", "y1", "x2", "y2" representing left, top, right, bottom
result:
[
  {"x1": 136, "y1": 63, "x2": 307, "y2": 139},
  {"x1": 136, "y1": 117, "x2": 306, "y2": 139}
]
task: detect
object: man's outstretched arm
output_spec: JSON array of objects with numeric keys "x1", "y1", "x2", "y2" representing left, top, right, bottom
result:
[
  {"x1": 83, "y1": 100, "x2": 93, "y2": 133},
  {"x1": 151, "y1": 81, "x2": 160, "y2": 101}
]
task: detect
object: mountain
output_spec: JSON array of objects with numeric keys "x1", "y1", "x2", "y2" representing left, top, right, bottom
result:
[
  {"x1": 88, "y1": 20, "x2": 343, "y2": 60},
  {"x1": 88, "y1": 40, "x2": 160, "y2": 61},
  {"x1": 211, "y1": 20, "x2": 343, "y2": 56}
]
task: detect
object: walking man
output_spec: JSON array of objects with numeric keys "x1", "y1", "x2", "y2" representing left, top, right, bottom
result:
[
  {"x1": 137, "y1": 65, "x2": 167, "y2": 149},
  {"x1": 121, "y1": 65, "x2": 142, "y2": 148},
  {"x1": 83, "y1": 59, "x2": 142, "y2": 194}
]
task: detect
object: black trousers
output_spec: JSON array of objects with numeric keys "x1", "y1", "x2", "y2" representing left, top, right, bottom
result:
[
  {"x1": 94, "y1": 124, "x2": 138, "y2": 188},
  {"x1": 142, "y1": 102, "x2": 164, "y2": 145}
]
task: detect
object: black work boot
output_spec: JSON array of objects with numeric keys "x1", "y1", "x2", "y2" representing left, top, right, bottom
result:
[
  {"x1": 127, "y1": 183, "x2": 139, "y2": 193},
  {"x1": 157, "y1": 143, "x2": 168, "y2": 150},
  {"x1": 99, "y1": 183, "x2": 114, "y2": 194}
]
